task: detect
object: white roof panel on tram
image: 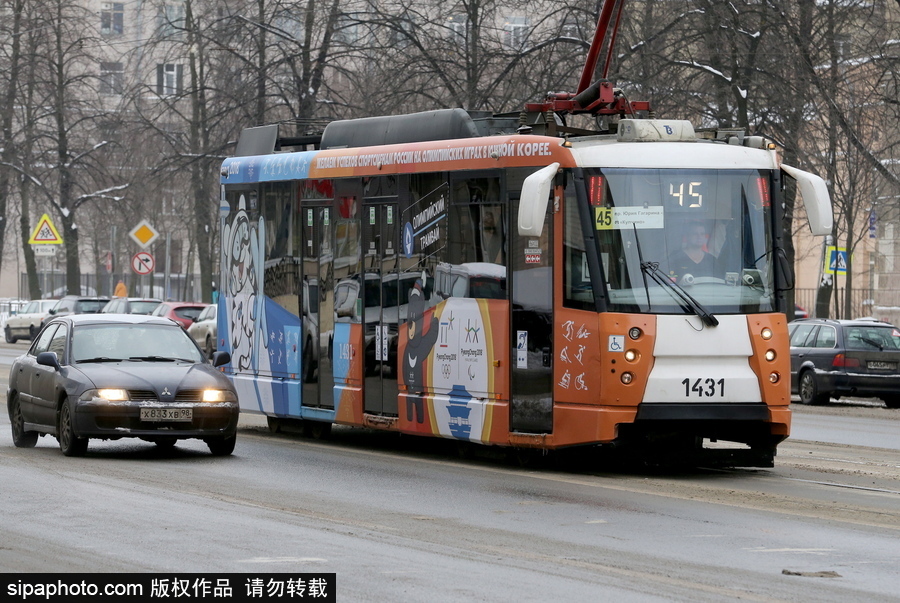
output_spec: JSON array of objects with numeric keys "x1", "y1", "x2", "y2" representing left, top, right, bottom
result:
[{"x1": 569, "y1": 139, "x2": 779, "y2": 171}]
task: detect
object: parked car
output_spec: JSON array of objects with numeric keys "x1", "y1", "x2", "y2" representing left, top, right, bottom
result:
[
  {"x1": 151, "y1": 301, "x2": 209, "y2": 330},
  {"x1": 42, "y1": 296, "x2": 110, "y2": 328},
  {"x1": 101, "y1": 297, "x2": 162, "y2": 315},
  {"x1": 4, "y1": 300, "x2": 57, "y2": 343},
  {"x1": 789, "y1": 318, "x2": 900, "y2": 408},
  {"x1": 7, "y1": 314, "x2": 238, "y2": 456},
  {"x1": 794, "y1": 304, "x2": 809, "y2": 319},
  {"x1": 188, "y1": 304, "x2": 218, "y2": 359}
]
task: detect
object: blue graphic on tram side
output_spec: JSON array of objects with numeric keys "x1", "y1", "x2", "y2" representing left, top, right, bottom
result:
[
  {"x1": 220, "y1": 151, "x2": 316, "y2": 184},
  {"x1": 446, "y1": 385, "x2": 474, "y2": 440},
  {"x1": 403, "y1": 222, "x2": 414, "y2": 258}
]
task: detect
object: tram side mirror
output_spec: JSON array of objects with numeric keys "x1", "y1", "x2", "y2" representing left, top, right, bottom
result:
[
  {"x1": 781, "y1": 164, "x2": 833, "y2": 236},
  {"x1": 775, "y1": 247, "x2": 794, "y2": 291},
  {"x1": 518, "y1": 162, "x2": 560, "y2": 237}
]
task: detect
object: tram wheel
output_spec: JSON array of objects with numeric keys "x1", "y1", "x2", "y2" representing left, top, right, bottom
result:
[{"x1": 303, "y1": 421, "x2": 332, "y2": 440}]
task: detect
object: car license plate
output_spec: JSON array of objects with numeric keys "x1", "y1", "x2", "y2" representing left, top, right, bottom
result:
[
  {"x1": 867, "y1": 361, "x2": 896, "y2": 370},
  {"x1": 140, "y1": 408, "x2": 192, "y2": 422}
]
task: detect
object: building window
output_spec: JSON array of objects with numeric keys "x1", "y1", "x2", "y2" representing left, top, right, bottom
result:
[
  {"x1": 333, "y1": 14, "x2": 360, "y2": 45},
  {"x1": 389, "y1": 13, "x2": 415, "y2": 48},
  {"x1": 504, "y1": 16, "x2": 530, "y2": 50},
  {"x1": 99, "y1": 62, "x2": 124, "y2": 95},
  {"x1": 158, "y1": 3, "x2": 185, "y2": 39},
  {"x1": 446, "y1": 14, "x2": 467, "y2": 42},
  {"x1": 101, "y1": 3, "x2": 124, "y2": 36},
  {"x1": 157, "y1": 63, "x2": 183, "y2": 96},
  {"x1": 560, "y1": 15, "x2": 580, "y2": 40}
]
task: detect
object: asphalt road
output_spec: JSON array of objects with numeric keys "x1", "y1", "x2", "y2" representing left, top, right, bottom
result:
[{"x1": 1, "y1": 339, "x2": 898, "y2": 601}]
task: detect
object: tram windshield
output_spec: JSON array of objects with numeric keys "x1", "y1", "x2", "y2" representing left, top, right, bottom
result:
[{"x1": 583, "y1": 168, "x2": 776, "y2": 315}]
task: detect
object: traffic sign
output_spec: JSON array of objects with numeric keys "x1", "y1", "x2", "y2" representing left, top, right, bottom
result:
[
  {"x1": 824, "y1": 246, "x2": 848, "y2": 275},
  {"x1": 129, "y1": 220, "x2": 160, "y2": 249},
  {"x1": 28, "y1": 213, "x2": 63, "y2": 244},
  {"x1": 132, "y1": 251, "x2": 155, "y2": 275}
]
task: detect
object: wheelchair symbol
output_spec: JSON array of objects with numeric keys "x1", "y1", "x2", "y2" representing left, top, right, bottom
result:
[{"x1": 608, "y1": 335, "x2": 624, "y2": 352}]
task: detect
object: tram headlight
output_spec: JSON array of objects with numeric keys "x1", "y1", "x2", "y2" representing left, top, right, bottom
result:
[
  {"x1": 628, "y1": 327, "x2": 642, "y2": 340},
  {"x1": 621, "y1": 372, "x2": 634, "y2": 385},
  {"x1": 769, "y1": 372, "x2": 780, "y2": 383},
  {"x1": 765, "y1": 349, "x2": 776, "y2": 362},
  {"x1": 761, "y1": 327, "x2": 773, "y2": 340},
  {"x1": 624, "y1": 349, "x2": 639, "y2": 362}
]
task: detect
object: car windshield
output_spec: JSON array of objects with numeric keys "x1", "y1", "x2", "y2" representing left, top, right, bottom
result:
[
  {"x1": 130, "y1": 301, "x2": 162, "y2": 314},
  {"x1": 72, "y1": 323, "x2": 204, "y2": 363},
  {"x1": 176, "y1": 307, "x2": 204, "y2": 321},
  {"x1": 22, "y1": 301, "x2": 38, "y2": 314},
  {"x1": 75, "y1": 300, "x2": 107, "y2": 313},
  {"x1": 844, "y1": 325, "x2": 900, "y2": 351}
]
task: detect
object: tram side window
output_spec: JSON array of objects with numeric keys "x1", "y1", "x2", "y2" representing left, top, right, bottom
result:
[
  {"x1": 404, "y1": 173, "x2": 448, "y2": 313},
  {"x1": 223, "y1": 187, "x2": 261, "y2": 299},
  {"x1": 261, "y1": 182, "x2": 300, "y2": 315},
  {"x1": 563, "y1": 185, "x2": 594, "y2": 310},
  {"x1": 441, "y1": 176, "x2": 507, "y2": 300}
]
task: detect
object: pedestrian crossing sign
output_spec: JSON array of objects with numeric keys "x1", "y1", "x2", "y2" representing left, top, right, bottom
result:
[
  {"x1": 824, "y1": 245, "x2": 848, "y2": 275},
  {"x1": 28, "y1": 213, "x2": 63, "y2": 245}
]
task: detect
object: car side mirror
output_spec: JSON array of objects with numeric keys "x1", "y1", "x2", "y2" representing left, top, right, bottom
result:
[
  {"x1": 36, "y1": 351, "x2": 61, "y2": 371},
  {"x1": 211, "y1": 351, "x2": 231, "y2": 368},
  {"x1": 48, "y1": 308, "x2": 57, "y2": 315}
]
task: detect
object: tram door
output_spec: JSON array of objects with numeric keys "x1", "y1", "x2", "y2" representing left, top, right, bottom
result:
[
  {"x1": 301, "y1": 205, "x2": 334, "y2": 409},
  {"x1": 362, "y1": 202, "x2": 400, "y2": 416},
  {"x1": 510, "y1": 202, "x2": 553, "y2": 432}
]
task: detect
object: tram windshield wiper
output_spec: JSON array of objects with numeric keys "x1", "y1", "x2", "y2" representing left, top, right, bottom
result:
[{"x1": 640, "y1": 261, "x2": 719, "y2": 327}]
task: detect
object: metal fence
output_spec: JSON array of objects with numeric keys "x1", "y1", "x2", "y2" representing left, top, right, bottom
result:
[
  {"x1": 793, "y1": 287, "x2": 900, "y2": 322},
  {"x1": 18, "y1": 272, "x2": 209, "y2": 303}
]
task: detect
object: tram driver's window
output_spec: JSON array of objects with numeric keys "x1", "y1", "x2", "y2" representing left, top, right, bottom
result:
[{"x1": 563, "y1": 186, "x2": 594, "y2": 310}]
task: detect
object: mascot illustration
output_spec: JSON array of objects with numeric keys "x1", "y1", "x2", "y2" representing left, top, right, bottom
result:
[{"x1": 402, "y1": 280, "x2": 439, "y2": 423}]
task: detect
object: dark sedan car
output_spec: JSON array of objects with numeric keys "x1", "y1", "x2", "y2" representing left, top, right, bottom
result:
[
  {"x1": 7, "y1": 314, "x2": 239, "y2": 456},
  {"x1": 789, "y1": 318, "x2": 900, "y2": 408}
]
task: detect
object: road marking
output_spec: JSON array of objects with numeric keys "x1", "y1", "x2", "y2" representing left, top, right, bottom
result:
[{"x1": 240, "y1": 557, "x2": 327, "y2": 563}]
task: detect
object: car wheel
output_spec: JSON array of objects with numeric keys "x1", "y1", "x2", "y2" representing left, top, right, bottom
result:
[
  {"x1": 206, "y1": 434, "x2": 236, "y2": 456},
  {"x1": 4, "y1": 326, "x2": 16, "y2": 344},
  {"x1": 9, "y1": 393, "x2": 38, "y2": 448},
  {"x1": 58, "y1": 398, "x2": 88, "y2": 457},
  {"x1": 155, "y1": 437, "x2": 177, "y2": 450},
  {"x1": 798, "y1": 370, "x2": 828, "y2": 406},
  {"x1": 882, "y1": 396, "x2": 900, "y2": 409}
]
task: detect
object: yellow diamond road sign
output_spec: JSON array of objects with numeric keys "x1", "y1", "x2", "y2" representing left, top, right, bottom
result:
[
  {"x1": 129, "y1": 220, "x2": 159, "y2": 249},
  {"x1": 28, "y1": 213, "x2": 63, "y2": 245}
]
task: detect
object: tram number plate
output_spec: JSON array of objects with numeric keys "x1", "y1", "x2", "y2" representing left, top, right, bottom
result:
[
  {"x1": 140, "y1": 408, "x2": 192, "y2": 422},
  {"x1": 681, "y1": 378, "x2": 725, "y2": 398},
  {"x1": 867, "y1": 361, "x2": 896, "y2": 370}
]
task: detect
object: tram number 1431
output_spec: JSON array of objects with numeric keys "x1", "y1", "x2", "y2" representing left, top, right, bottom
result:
[{"x1": 682, "y1": 378, "x2": 725, "y2": 398}]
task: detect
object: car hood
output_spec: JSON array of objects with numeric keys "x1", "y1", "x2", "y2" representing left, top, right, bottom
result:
[{"x1": 70, "y1": 361, "x2": 233, "y2": 397}]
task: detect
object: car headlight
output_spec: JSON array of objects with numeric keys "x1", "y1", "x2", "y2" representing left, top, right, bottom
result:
[
  {"x1": 202, "y1": 389, "x2": 234, "y2": 402},
  {"x1": 81, "y1": 388, "x2": 130, "y2": 402}
]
